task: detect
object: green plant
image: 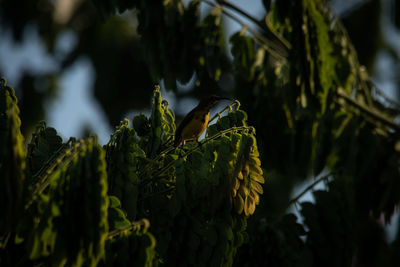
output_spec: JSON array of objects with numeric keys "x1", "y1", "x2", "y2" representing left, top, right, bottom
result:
[
  {"x1": 2, "y1": 0, "x2": 400, "y2": 266},
  {"x1": 0, "y1": 81, "x2": 264, "y2": 266}
]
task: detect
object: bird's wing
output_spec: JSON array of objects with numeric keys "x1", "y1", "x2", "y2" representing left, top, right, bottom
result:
[{"x1": 174, "y1": 108, "x2": 197, "y2": 146}]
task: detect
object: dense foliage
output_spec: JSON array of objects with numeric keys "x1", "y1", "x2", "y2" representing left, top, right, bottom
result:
[
  {"x1": 1, "y1": 0, "x2": 400, "y2": 266},
  {"x1": 0, "y1": 82, "x2": 265, "y2": 266}
]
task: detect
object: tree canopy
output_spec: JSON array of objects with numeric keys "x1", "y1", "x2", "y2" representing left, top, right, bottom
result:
[{"x1": 1, "y1": 0, "x2": 400, "y2": 266}]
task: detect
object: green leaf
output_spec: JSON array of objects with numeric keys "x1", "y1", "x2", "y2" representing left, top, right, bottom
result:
[
  {"x1": 27, "y1": 137, "x2": 109, "y2": 267},
  {"x1": 132, "y1": 114, "x2": 151, "y2": 137},
  {"x1": 0, "y1": 79, "x2": 25, "y2": 243},
  {"x1": 26, "y1": 122, "x2": 64, "y2": 187},
  {"x1": 108, "y1": 196, "x2": 121, "y2": 209},
  {"x1": 108, "y1": 199, "x2": 131, "y2": 230},
  {"x1": 105, "y1": 120, "x2": 143, "y2": 220},
  {"x1": 104, "y1": 229, "x2": 157, "y2": 267},
  {"x1": 301, "y1": 178, "x2": 355, "y2": 267},
  {"x1": 230, "y1": 32, "x2": 256, "y2": 81}
]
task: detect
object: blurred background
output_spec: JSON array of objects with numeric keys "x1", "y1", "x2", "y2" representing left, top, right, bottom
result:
[{"x1": 0, "y1": 0, "x2": 399, "y2": 145}]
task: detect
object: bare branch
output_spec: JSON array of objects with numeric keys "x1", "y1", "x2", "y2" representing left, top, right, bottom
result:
[{"x1": 288, "y1": 173, "x2": 332, "y2": 206}]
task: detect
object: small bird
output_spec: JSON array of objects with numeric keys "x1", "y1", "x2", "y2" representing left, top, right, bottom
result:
[{"x1": 174, "y1": 95, "x2": 231, "y2": 147}]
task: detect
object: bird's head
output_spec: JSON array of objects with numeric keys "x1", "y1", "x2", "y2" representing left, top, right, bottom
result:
[{"x1": 198, "y1": 95, "x2": 231, "y2": 110}]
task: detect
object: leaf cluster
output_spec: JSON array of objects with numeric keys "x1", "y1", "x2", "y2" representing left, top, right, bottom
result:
[
  {"x1": 0, "y1": 82, "x2": 265, "y2": 266},
  {"x1": 0, "y1": 81, "x2": 157, "y2": 266},
  {"x1": 230, "y1": 1, "x2": 400, "y2": 266}
]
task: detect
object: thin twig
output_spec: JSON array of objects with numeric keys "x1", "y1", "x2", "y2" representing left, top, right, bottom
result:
[
  {"x1": 209, "y1": 100, "x2": 240, "y2": 124},
  {"x1": 25, "y1": 147, "x2": 80, "y2": 210},
  {"x1": 141, "y1": 126, "x2": 253, "y2": 186},
  {"x1": 336, "y1": 88, "x2": 400, "y2": 131},
  {"x1": 25, "y1": 137, "x2": 95, "y2": 210},
  {"x1": 200, "y1": 0, "x2": 288, "y2": 61},
  {"x1": 288, "y1": 173, "x2": 332, "y2": 206},
  {"x1": 153, "y1": 146, "x2": 174, "y2": 162},
  {"x1": 216, "y1": 0, "x2": 291, "y2": 50},
  {"x1": 107, "y1": 219, "x2": 150, "y2": 239},
  {"x1": 139, "y1": 103, "x2": 242, "y2": 183},
  {"x1": 31, "y1": 138, "x2": 74, "y2": 182},
  {"x1": 156, "y1": 126, "x2": 252, "y2": 176}
]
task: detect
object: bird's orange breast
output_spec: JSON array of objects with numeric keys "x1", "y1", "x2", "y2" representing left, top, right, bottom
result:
[{"x1": 180, "y1": 112, "x2": 209, "y2": 142}]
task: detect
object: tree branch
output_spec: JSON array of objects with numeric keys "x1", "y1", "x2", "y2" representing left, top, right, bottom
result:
[
  {"x1": 140, "y1": 126, "x2": 254, "y2": 186},
  {"x1": 336, "y1": 88, "x2": 400, "y2": 131},
  {"x1": 107, "y1": 219, "x2": 150, "y2": 239},
  {"x1": 25, "y1": 137, "x2": 95, "y2": 210},
  {"x1": 200, "y1": 0, "x2": 289, "y2": 60},
  {"x1": 208, "y1": 100, "x2": 240, "y2": 124},
  {"x1": 288, "y1": 173, "x2": 332, "y2": 206},
  {"x1": 216, "y1": 0, "x2": 291, "y2": 50}
]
